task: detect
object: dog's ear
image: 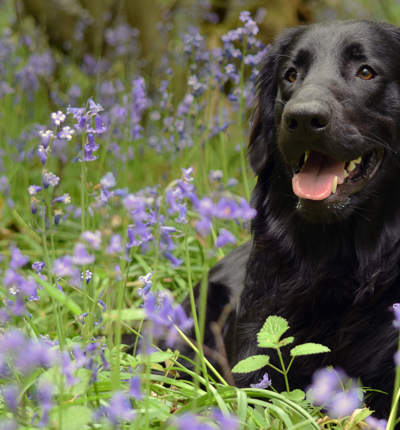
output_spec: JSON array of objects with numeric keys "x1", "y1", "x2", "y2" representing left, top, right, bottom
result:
[{"x1": 248, "y1": 26, "x2": 305, "y2": 175}]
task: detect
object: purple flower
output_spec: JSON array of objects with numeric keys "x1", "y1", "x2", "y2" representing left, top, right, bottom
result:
[
  {"x1": 50, "y1": 110, "x2": 66, "y2": 127},
  {"x1": 72, "y1": 243, "x2": 95, "y2": 266},
  {"x1": 106, "y1": 234, "x2": 123, "y2": 254},
  {"x1": 42, "y1": 171, "x2": 60, "y2": 189},
  {"x1": 81, "y1": 230, "x2": 102, "y2": 250},
  {"x1": 128, "y1": 376, "x2": 142, "y2": 400},
  {"x1": 81, "y1": 145, "x2": 98, "y2": 162},
  {"x1": 164, "y1": 251, "x2": 183, "y2": 268},
  {"x1": 81, "y1": 270, "x2": 93, "y2": 284},
  {"x1": 212, "y1": 410, "x2": 239, "y2": 430},
  {"x1": 9, "y1": 247, "x2": 29, "y2": 269},
  {"x1": 138, "y1": 270, "x2": 153, "y2": 298},
  {"x1": 62, "y1": 351, "x2": 79, "y2": 386},
  {"x1": 365, "y1": 416, "x2": 388, "y2": 430},
  {"x1": 52, "y1": 193, "x2": 71, "y2": 204},
  {"x1": 57, "y1": 126, "x2": 75, "y2": 141},
  {"x1": 393, "y1": 303, "x2": 400, "y2": 328},
  {"x1": 30, "y1": 197, "x2": 39, "y2": 214},
  {"x1": 39, "y1": 130, "x2": 54, "y2": 148},
  {"x1": 28, "y1": 185, "x2": 42, "y2": 196},
  {"x1": 209, "y1": 170, "x2": 223, "y2": 182},
  {"x1": 308, "y1": 368, "x2": 345, "y2": 405},
  {"x1": 3, "y1": 384, "x2": 19, "y2": 411},
  {"x1": 196, "y1": 217, "x2": 212, "y2": 236},
  {"x1": 32, "y1": 261, "x2": 45, "y2": 273},
  {"x1": 36, "y1": 382, "x2": 53, "y2": 427},
  {"x1": 100, "y1": 172, "x2": 116, "y2": 189},
  {"x1": 216, "y1": 229, "x2": 237, "y2": 247},
  {"x1": 53, "y1": 255, "x2": 81, "y2": 285},
  {"x1": 100, "y1": 391, "x2": 135, "y2": 424},
  {"x1": 329, "y1": 389, "x2": 362, "y2": 418},
  {"x1": 250, "y1": 373, "x2": 272, "y2": 389}
]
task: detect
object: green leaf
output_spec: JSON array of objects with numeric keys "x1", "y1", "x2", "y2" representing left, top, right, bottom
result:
[
  {"x1": 279, "y1": 336, "x2": 294, "y2": 346},
  {"x1": 280, "y1": 389, "x2": 305, "y2": 402},
  {"x1": 290, "y1": 343, "x2": 330, "y2": 357},
  {"x1": 351, "y1": 407, "x2": 373, "y2": 424},
  {"x1": 103, "y1": 308, "x2": 145, "y2": 322},
  {"x1": 257, "y1": 316, "x2": 289, "y2": 348},
  {"x1": 232, "y1": 355, "x2": 270, "y2": 373},
  {"x1": 137, "y1": 351, "x2": 176, "y2": 363},
  {"x1": 51, "y1": 405, "x2": 92, "y2": 430}
]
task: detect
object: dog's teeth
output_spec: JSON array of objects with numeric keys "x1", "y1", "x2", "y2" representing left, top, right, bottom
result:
[
  {"x1": 332, "y1": 176, "x2": 338, "y2": 194},
  {"x1": 347, "y1": 161, "x2": 356, "y2": 172},
  {"x1": 344, "y1": 170, "x2": 349, "y2": 179},
  {"x1": 304, "y1": 151, "x2": 310, "y2": 162},
  {"x1": 353, "y1": 156, "x2": 362, "y2": 164}
]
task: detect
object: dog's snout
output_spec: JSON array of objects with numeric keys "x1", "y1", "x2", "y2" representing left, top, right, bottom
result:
[{"x1": 284, "y1": 102, "x2": 330, "y2": 135}]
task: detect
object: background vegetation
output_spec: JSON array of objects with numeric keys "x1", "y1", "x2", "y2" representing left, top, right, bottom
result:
[{"x1": 0, "y1": 0, "x2": 399, "y2": 429}]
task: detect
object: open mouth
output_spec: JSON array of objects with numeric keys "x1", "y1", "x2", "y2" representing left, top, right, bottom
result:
[{"x1": 292, "y1": 150, "x2": 383, "y2": 202}]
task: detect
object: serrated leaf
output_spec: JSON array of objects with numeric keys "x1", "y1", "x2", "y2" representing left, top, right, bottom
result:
[
  {"x1": 257, "y1": 316, "x2": 289, "y2": 348},
  {"x1": 51, "y1": 405, "x2": 92, "y2": 430},
  {"x1": 290, "y1": 343, "x2": 330, "y2": 357},
  {"x1": 232, "y1": 355, "x2": 270, "y2": 373}
]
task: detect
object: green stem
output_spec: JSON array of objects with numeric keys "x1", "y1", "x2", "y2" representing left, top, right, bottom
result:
[
  {"x1": 276, "y1": 347, "x2": 290, "y2": 392},
  {"x1": 184, "y1": 228, "x2": 212, "y2": 395}
]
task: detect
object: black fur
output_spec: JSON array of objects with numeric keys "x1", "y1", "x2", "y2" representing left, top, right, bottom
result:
[{"x1": 179, "y1": 21, "x2": 400, "y2": 419}]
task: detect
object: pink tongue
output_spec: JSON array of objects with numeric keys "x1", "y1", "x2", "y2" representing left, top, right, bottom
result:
[{"x1": 292, "y1": 151, "x2": 345, "y2": 200}]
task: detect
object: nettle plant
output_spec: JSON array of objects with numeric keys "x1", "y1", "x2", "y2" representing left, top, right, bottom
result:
[{"x1": 232, "y1": 316, "x2": 386, "y2": 429}]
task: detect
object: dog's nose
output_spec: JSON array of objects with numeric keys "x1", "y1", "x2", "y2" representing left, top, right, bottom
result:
[{"x1": 284, "y1": 102, "x2": 330, "y2": 135}]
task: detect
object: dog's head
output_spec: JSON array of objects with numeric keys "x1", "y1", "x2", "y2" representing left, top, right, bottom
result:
[{"x1": 249, "y1": 21, "x2": 400, "y2": 223}]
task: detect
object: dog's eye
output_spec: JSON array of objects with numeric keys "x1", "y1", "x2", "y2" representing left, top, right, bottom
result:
[
  {"x1": 358, "y1": 66, "x2": 375, "y2": 80},
  {"x1": 285, "y1": 68, "x2": 297, "y2": 83}
]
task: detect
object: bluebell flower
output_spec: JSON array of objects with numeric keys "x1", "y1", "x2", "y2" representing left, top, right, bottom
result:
[
  {"x1": 28, "y1": 185, "x2": 42, "y2": 196},
  {"x1": 81, "y1": 270, "x2": 93, "y2": 284},
  {"x1": 100, "y1": 172, "x2": 116, "y2": 189},
  {"x1": 50, "y1": 110, "x2": 66, "y2": 127},
  {"x1": 164, "y1": 251, "x2": 183, "y2": 268},
  {"x1": 2, "y1": 384, "x2": 19, "y2": 412},
  {"x1": 57, "y1": 126, "x2": 75, "y2": 141},
  {"x1": 216, "y1": 229, "x2": 237, "y2": 247},
  {"x1": 308, "y1": 368, "x2": 345, "y2": 405},
  {"x1": 365, "y1": 416, "x2": 388, "y2": 430},
  {"x1": 209, "y1": 170, "x2": 223, "y2": 182},
  {"x1": 128, "y1": 376, "x2": 142, "y2": 400},
  {"x1": 37, "y1": 145, "x2": 48, "y2": 165},
  {"x1": 32, "y1": 261, "x2": 45, "y2": 274},
  {"x1": 393, "y1": 303, "x2": 400, "y2": 328},
  {"x1": 72, "y1": 243, "x2": 95, "y2": 266},
  {"x1": 99, "y1": 391, "x2": 135, "y2": 424},
  {"x1": 329, "y1": 389, "x2": 362, "y2": 418},
  {"x1": 250, "y1": 373, "x2": 272, "y2": 389},
  {"x1": 81, "y1": 230, "x2": 102, "y2": 250},
  {"x1": 29, "y1": 197, "x2": 38, "y2": 214},
  {"x1": 62, "y1": 351, "x2": 79, "y2": 386},
  {"x1": 81, "y1": 144, "x2": 98, "y2": 162},
  {"x1": 36, "y1": 382, "x2": 53, "y2": 427},
  {"x1": 54, "y1": 209, "x2": 63, "y2": 225},
  {"x1": 42, "y1": 170, "x2": 60, "y2": 189},
  {"x1": 52, "y1": 193, "x2": 71, "y2": 204},
  {"x1": 9, "y1": 247, "x2": 29, "y2": 269},
  {"x1": 106, "y1": 234, "x2": 123, "y2": 254}
]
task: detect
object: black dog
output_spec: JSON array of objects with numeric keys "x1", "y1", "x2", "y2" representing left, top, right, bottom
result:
[{"x1": 178, "y1": 20, "x2": 400, "y2": 419}]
